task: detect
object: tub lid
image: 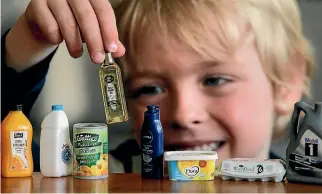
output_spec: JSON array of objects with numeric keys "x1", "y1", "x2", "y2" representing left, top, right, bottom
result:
[{"x1": 164, "y1": 151, "x2": 218, "y2": 161}]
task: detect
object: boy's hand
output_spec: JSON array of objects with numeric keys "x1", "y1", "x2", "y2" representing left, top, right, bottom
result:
[{"x1": 24, "y1": 0, "x2": 125, "y2": 64}]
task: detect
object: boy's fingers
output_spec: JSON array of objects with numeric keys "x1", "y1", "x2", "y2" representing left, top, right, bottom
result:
[
  {"x1": 26, "y1": 0, "x2": 62, "y2": 44},
  {"x1": 67, "y1": 0, "x2": 105, "y2": 64},
  {"x1": 89, "y1": 0, "x2": 125, "y2": 57},
  {"x1": 112, "y1": 40, "x2": 126, "y2": 58},
  {"x1": 48, "y1": 0, "x2": 83, "y2": 58}
]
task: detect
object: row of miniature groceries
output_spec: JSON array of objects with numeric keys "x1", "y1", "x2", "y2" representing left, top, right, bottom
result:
[
  {"x1": 2, "y1": 101, "x2": 321, "y2": 184},
  {"x1": 0, "y1": 103, "x2": 287, "y2": 182}
]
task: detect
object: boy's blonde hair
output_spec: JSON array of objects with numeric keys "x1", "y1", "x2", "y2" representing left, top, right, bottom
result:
[{"x1": 112, "y1": 0, "x2": 316, "y2": 136}]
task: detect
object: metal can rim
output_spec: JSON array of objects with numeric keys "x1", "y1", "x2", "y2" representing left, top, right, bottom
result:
[{"x1": 73, "y1": 123, "x2": 107, "y2": 129}]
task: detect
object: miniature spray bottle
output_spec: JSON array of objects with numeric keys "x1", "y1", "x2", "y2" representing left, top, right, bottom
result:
[
  {"x1": 141, "y1": 105, "x2": 164, "y2": 179},
  {"x1": 99, "y1": 53, "x2": 129, "y2": 124}
]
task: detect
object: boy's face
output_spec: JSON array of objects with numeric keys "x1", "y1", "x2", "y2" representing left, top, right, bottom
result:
[{"x1": 125, "y1": 33, "x2": 275, "y2": 162}]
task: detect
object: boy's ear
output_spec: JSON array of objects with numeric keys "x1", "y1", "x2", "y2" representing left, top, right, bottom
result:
[{"x1": 275, "y1": 52, "x2": 306, "y2": 116}]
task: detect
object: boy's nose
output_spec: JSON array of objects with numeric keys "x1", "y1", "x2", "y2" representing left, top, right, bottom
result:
[{"x1": 169, "y1": 91, "x2": 209, "y2": 129}]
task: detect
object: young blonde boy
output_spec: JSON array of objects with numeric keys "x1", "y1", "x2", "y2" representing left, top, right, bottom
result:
[{"x1": 2, "y1": 0, "x2": 315, "y2": 173}]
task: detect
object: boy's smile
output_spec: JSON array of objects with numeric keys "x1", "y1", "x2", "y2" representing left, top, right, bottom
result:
[{"x1": 165, "y1": 140, "x2": 227, "y2": 152}]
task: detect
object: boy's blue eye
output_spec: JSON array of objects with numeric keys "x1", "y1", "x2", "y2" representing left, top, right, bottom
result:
[
  {"x1": 128, "y1": 85, "x2": 164, "y2": 98},
  {"x1": 204, "y1": 77, "x2": 230, "y2": 86}
]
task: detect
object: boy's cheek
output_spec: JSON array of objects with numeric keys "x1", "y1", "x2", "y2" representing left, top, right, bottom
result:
[
  {"x1": 217, "y1": 88, "x2": 274, "y2": 158},
  {"x1": 233, "y1": 132, "x2": 270, "y2": 158},
  {"x1": 226, "y1": 102, "x2": 272, "y2": 157},
  {"x1": 236, "y1": 110, "x2": 273, "y2": 157}
]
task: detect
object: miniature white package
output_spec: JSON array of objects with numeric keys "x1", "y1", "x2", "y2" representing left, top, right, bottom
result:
[{"x1": 218, "y1": 158, "x2": 286, "y2": 182}]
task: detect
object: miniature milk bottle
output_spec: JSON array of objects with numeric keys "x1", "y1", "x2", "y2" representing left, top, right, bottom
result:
[{"x1": 40, "y1": 105, "x2": 73, "y2": 177}]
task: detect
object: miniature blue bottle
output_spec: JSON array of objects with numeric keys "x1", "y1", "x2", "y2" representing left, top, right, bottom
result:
[{"x1": 141, "y1": 105, "x2": 164, "y2": 179}]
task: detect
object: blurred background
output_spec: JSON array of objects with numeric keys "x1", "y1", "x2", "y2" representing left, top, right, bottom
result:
[{"x1": 1, "y1": 0, "x2": 322, "y2": 163}]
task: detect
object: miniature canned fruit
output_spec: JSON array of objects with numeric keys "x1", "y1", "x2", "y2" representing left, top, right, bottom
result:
[
  {"x1": 164, "y1": 151, "x2": 218, "y2": 181},
  {"x1": 73, "y1": 123, "x2": 108, "y2": 179}
]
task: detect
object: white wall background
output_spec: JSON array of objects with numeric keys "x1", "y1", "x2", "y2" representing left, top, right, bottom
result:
[
  {"x1": 298, "y1": 0, "x2": 322, "y2": 100},
  {"x1": 2, "y1": 0, "x2": 322, "y2": 158}
]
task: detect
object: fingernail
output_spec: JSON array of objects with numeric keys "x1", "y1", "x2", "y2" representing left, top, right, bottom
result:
[
  {"x1": 107, "y1": 41, "x2": 118, "y2": 52},
  {"x1": 92, "y1": 51, "x2": 105, "y2": 64}
]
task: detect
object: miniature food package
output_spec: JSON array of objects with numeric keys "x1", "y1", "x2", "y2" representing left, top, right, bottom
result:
[
  {"x1": 218, "y1": 158, "x2": 286, "y2": 182},
  {"x1": 164, "y1": 151, "x2": 218, "y2": 181}
]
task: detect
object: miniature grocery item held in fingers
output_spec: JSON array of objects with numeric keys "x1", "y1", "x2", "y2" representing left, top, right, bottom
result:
[
  {"x1": 164, "y1": 151, "x2": 218, "y2": 181},
  {"x1": 40, "y1": 105, "x2": 73, "y2": 177},
  {"x1": 1, "y1": 104, "x2": 34, "y2": 177},
  {"x1": 99, "y1": 52, "x2": 128, "y2": 124},
  {"x1": 141, "y1": 105, "x2": 164, "y2": 179},
  {"x1": 73, "y1": 123, "x2": 108, "y2": 179},
  {"x1": 218, "y1": 158, "x2": 286, "y2": 182},
  {"x1": 286, "y1": 101, "x2": 322, "y2": 184}
]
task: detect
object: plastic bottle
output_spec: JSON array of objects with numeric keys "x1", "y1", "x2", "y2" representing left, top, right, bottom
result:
[
  {"x1": 1, "y1": 104, "x2": 34, "y2": 177},
  {"x1": 40, "y1": 105, "x2": 73, "y2": 177},
  {"x1": 286, "y1": 101, "x2": 322, "y2": 184},
  {"x1": 141, "y1": 105, "x2": 164, "y2": 179}
]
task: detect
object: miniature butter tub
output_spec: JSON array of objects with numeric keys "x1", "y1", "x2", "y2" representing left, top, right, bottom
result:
[{"x1": 164, "y1": 151, "x2": 218, "y2": 181}]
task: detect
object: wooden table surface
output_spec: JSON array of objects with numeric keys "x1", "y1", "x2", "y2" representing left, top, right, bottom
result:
[{"x1": 1, "y1": 173, "x2": 322, "y2": 193}]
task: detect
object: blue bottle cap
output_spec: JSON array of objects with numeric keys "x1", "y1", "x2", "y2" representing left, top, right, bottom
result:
[
  {"x1": 147, "y1": 105, "x2": 159, "y2": 113},
  {"x1": 52, "y1": 104, "x2": 63, "y2": 111}
]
